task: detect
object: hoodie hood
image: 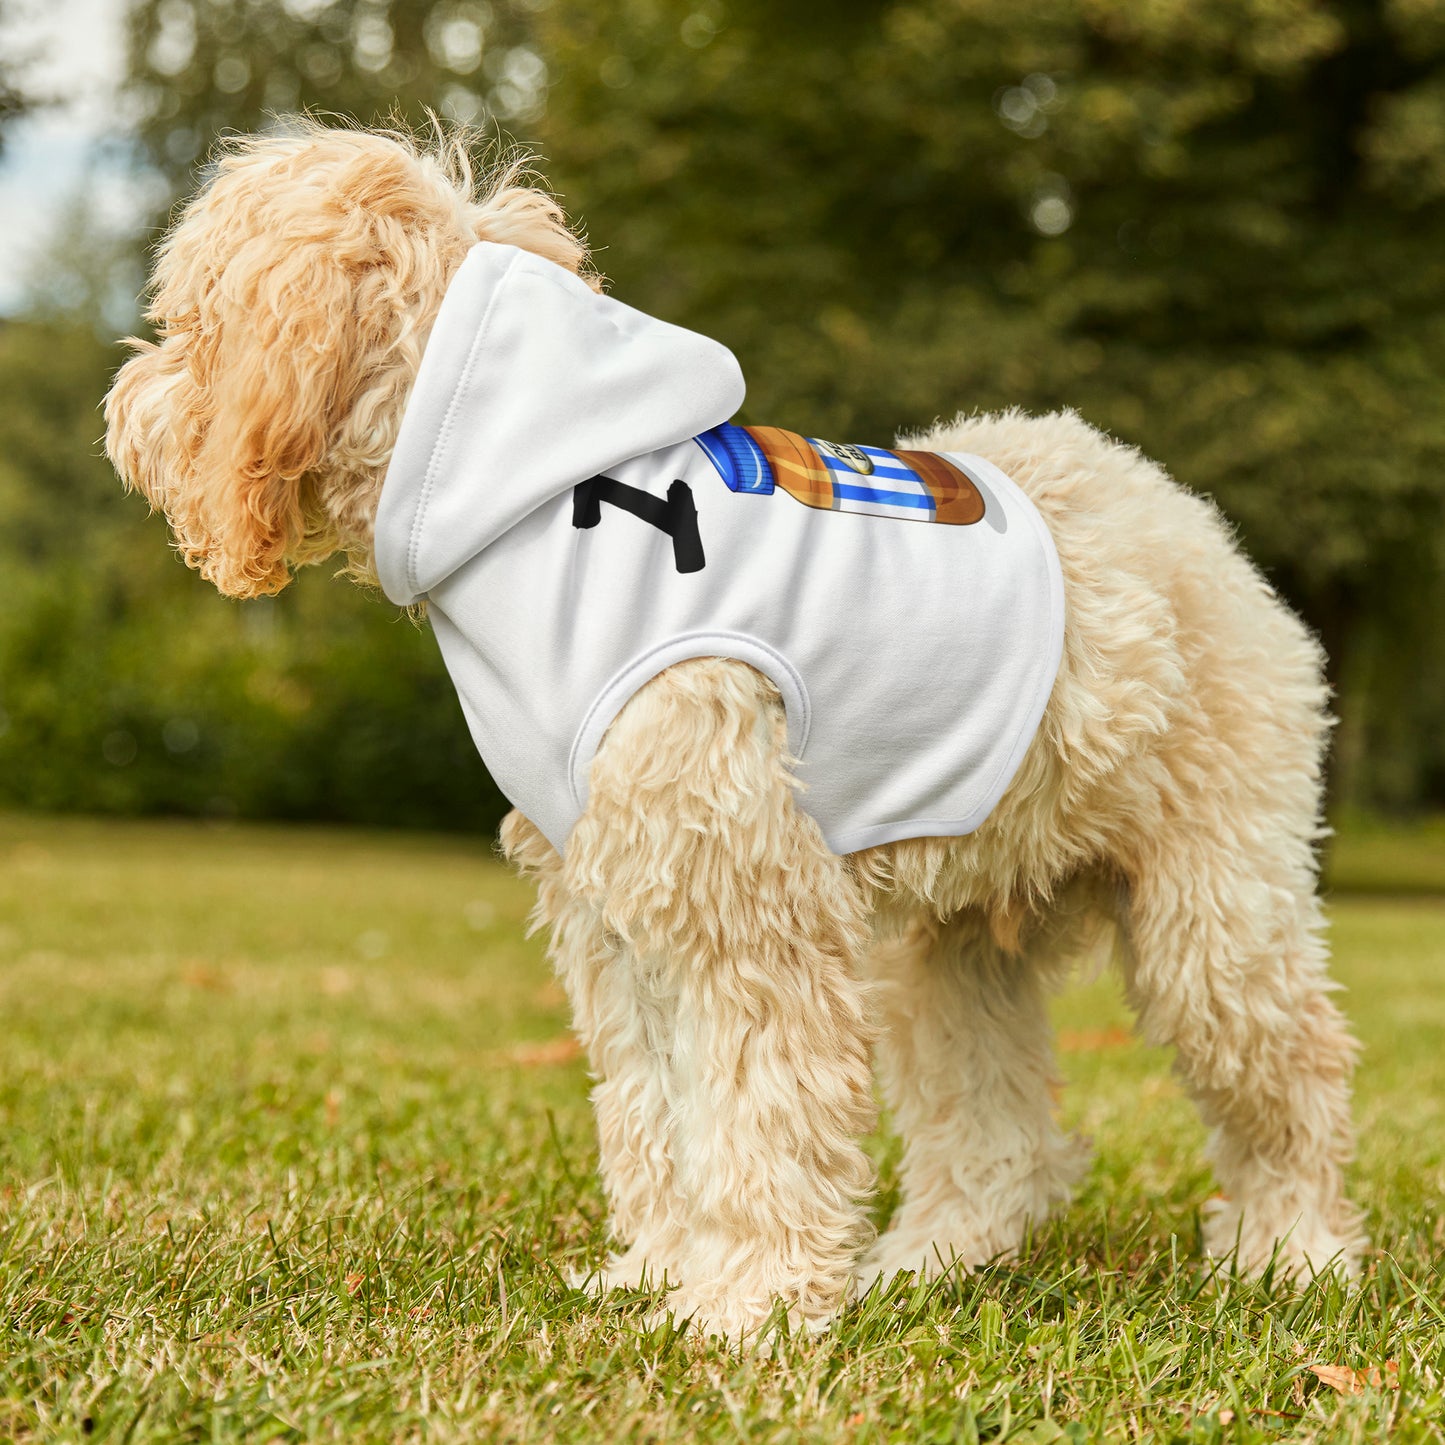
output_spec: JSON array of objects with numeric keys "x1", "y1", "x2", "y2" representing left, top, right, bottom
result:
[{"x1": 374, "y1": 242, "x2": 746, "y2": 606}]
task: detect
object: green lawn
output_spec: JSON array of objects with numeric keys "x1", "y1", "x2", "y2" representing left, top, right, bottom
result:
[
  {"x1": 1, "y1": 813, "x2": 1442, "y2": 1443},
  {"x1": 1325, "y1": 812, "x2": 1445, "y2": 897}
]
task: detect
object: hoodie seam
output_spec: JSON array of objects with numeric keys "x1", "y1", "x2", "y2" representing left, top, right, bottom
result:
[
  {"x1": 405, "y1": 248, "x2": 521, "y2": 598},
  {"x1": 566, "y1": 631, "x2": 813, "y2": 828}
]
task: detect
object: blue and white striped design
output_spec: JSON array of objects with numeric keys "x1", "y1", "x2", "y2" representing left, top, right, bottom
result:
[{"x1": 811, "y1": 442, "x2": 937, "y2": 521}]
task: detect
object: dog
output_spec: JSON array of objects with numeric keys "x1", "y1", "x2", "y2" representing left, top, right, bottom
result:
[{"x1": 105, "y1": 122, "x2": 1365, "y2": 1343}]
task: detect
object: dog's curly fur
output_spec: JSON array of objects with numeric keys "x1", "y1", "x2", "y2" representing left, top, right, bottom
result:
[{"x1": 105, "y1": 121, "x2": 1365, "y2": 1343}]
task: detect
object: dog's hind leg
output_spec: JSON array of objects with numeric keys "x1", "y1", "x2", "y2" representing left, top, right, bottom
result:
[
  {"x1": 501, "y1": 810, "x2": 688, "y2": 1292},
  {"x1": 859, "y1": 911, "x2": 1089, "y2": 1290},
  {"x1": 566, "y1": 658, "x2": 878, "y2": 1343},
  {"x1": 1121, "y1": 834, "x2": 1365, "y2": 1279}
]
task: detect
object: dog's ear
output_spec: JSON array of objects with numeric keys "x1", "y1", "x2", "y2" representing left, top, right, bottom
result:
[
  {"x1": 105, "y1": 127, "x2": 596, "y2": 597},
  {"x1": 106, "y1": 136, "x2": 431, "y2": 598},
  {"x1": 169, "y1": 238, "x2": 360, "y2": 598},
  {"x1": 106, "y1": 227, "x2": 370, "y2": 597},
  {"x1": 105, "y1": 332, "x2": 200, "y2": 547}
]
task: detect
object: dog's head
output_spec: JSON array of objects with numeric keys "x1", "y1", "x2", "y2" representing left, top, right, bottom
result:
[{"x1": 105, "y1": 122, "x2": 591, "y2": 598}]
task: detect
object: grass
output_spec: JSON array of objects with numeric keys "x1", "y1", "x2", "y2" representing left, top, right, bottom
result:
[
  {"x1": 1324, "y1": 812, "x2": 1445, "y2": 896},
  {"x1": 0, "y1": 812, "x2": 1442, "y2": 1443}
]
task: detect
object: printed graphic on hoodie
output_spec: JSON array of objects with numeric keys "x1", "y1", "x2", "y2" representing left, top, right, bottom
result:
[
  {"x1": 695, "y1": 422, "x2": 986, "y2": 525},
  {"x1": 572, "y1": 473, "x2": 705, "y2": 573}
]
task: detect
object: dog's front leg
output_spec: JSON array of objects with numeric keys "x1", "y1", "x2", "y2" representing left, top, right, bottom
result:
[
  {"x1": 501, "y1": 809, "x2": 688, "y2": 1290},
  {"x1": 566, "y1": 659, "x2": 878, "y2": 1344}
]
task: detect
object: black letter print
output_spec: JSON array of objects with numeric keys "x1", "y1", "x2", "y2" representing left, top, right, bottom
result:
[{"x1": 571, "y1": 475, "x2": 705, "y2": 573}]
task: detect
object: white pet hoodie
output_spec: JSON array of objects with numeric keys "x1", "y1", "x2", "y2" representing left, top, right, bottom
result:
[{"x1": 374, "y1": 243, "x2": 1064, "y2": 855}]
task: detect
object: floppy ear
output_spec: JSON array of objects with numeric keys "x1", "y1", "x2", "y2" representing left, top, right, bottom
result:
[
  {"x1": 179, "y1": 242, "x2": 352, "y2": 597},
  {"x1": 106, "y1": 125, "x2": 597, "y2": 599},
  {"x1": 105, "y1": 333, "x2": 197, "y2": 524},
  {"x1": 107, "y1": 233, "x2": 380, "y2": 599}
]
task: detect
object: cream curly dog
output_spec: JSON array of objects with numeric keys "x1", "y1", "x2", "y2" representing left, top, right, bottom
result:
[{"x1": 105, "y1": 123, "x2": 1364, "y2": 1343}]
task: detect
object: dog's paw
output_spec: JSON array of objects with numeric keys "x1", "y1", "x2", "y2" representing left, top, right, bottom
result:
[
  {"x1": 1201, "y1": 1196, "x2": 1366, "y2": 1282},
  {"x1": 858, "y1": 1213, "x2": 1027, "y2": 1294},
  {"x1": 570, "y1": 1244, "x2": 676, "y2": 1296},
  {"x1": 855, "y1": 1240, "x2": 991, "y2": 1296},
  {"x1": 860, "y1": 1136, "x2": 1091, "y2": 1296},
  {"x1": 645, "y1": 1289, "x2": 837, "y2": 1351}
]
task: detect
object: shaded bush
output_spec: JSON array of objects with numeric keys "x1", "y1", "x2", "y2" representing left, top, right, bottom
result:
[{"x1": 0, "y1": 317, "x2": 507, "y2": 836}]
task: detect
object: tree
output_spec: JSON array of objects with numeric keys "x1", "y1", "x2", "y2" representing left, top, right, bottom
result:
[
  {"x1": 0, "y1": 0, "x2": 34, "y2": 154},
  {"x1": 125, "y1": 0, "x2": 542, "y2": 191}
]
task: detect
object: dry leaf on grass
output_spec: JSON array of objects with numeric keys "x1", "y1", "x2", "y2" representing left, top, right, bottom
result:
[
  {"x1": 1056, "y1": 1027, "x2": 1134, "y2": 1052},
  {"x1": 179, "y1": 961, "x2": 230, "y2": 992},
  {"x1": 1310, "y1": 1362, "x2": 1399, "y2": 1395},
  {"x1": 501, "y1": 1036, "x2": 584, "y2": 1067}
]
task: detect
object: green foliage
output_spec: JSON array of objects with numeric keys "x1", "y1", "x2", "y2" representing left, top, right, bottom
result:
[
  {"x1": 0, "y1": 317, "x2": 506, "y2": 832},
  {"x1": 127, "y1": 0, "x2": 540, "y2": 182},
  {"x1": 1, "y1": 814, "x2": 1443, "y2": 1440},
  {"x1": 0, "y1": 74, "x2": 25, "y2": 154},
  {"x1": 0, "y1": 0, "x2": 32, "y2": 155},
  {"x1": 0, "y1": 566, "x2": 507, "y2": 829}
]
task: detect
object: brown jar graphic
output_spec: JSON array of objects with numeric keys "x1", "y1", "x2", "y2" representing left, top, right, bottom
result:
[{"x1": 696, "y1": 422, "x2": 985, "y2": 525}]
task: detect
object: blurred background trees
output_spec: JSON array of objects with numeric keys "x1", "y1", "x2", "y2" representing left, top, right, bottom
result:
[
  {"x1": 4, "y1": 0, "x2": 1445, "y2": 830},
  {"x1": 0, "y1": 48, "x2": 28, "y2": 150}
]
